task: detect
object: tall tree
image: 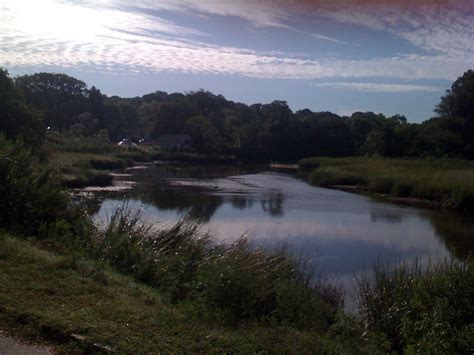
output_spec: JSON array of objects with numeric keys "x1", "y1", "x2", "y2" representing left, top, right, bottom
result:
[
  {"x1": 87, "y1": 86, "x2": 105, "y2": 123},
  {"x1": 0, "y1": 69, "x2": 42, "y2": 145},
  {"x1": 435, "y1": 70, "x2": 474, "y2": 158},
  {"x1": 15, "y1": 73, "x2": 88, "y2": 132},
  {"x1": 436, "y1": 70, "x2": 474, "y2": 120}
]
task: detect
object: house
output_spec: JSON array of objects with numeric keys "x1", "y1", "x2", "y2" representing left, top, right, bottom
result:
[
  {"x1": 117, "y1": 138, "x2": 137, "y2": 147},
  {"x1": 156, "y1": 134, "x2": 192, "y2": 152}
]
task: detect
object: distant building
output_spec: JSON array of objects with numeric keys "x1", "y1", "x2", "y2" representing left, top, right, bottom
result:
[
  {"x1": 117, "y1": 138, "x2": 136, "y2": 147},
  {"x1": 156, "y1": 134, "x2": 192, "y2": 152}
]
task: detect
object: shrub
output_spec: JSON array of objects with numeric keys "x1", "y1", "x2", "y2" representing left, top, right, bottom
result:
[{"x1": 0, "y1": 135, "x2": 91, "y2": 239}]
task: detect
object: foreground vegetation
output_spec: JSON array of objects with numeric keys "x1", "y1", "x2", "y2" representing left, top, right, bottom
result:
[
  {"x1": 1, "y1": 233, "x2": 370, "y2": 353},
  {"x1": 360, "y1": 261, "x2": 474, "y2": 353},
  {"x1": 299, "y1": 157, "x2": 474, "y2": 211}
]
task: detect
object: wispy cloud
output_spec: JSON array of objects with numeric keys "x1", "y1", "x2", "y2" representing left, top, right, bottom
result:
[
  {"x1": 310, "y1": 82, "x2": 443, "y2": 92},
  {"x1": 136, "y1": 0, "x2": 474, "y2": 58},
  {"x1": 119, "y1": 0, "x2": 292, "y2": 29},
  {"x1": 309, "y1": 33, "x2": 355, "y2": 46},
  {"x1": 0, "y1": 0, "x2": 473, "y2": 84},
  {"x1": 314, "y1": 2, "x2": 474, "y2": 58}
]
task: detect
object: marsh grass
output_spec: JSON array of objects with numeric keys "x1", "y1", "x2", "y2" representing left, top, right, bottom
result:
[
  {"x1": 358, "y1": 259, "x2": 474, "y2": 353},
  {"x1": 92, "y1": 207, "x2": 210, "y2": 302},
  {"x1": 196, "y1": 237, "x2": 343, "y2": 328},
  {"x1": 90, "y1": 206, "x2": 343, "y2": 329},
  {"x1": 299, "y1": 157, "x2": 474, "y2": 210}
]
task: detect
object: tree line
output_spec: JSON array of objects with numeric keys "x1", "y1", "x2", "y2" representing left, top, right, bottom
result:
[{"x1": 1, "y1": 67, "x2": 474, "y2": 161}]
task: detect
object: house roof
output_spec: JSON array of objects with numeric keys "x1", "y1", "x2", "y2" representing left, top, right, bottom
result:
[
  {"x1": 117, "y1": 138, "x2": 136, "y2": 146},
  {"x1": 156, "y1": 134, "x2": 191, "y2": 146}
]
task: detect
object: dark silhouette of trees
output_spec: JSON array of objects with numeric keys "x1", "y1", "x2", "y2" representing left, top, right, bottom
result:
[
  {"x1": 15, "y1": 73, "x2": 88, "y2": 132},
  {"x1": 0, "y1": 69, "x2": 42, "y2": 145},
  {"x1": 3, "y1": 67, "x2": 474, "y2": 161},
  {"x1": 434, "y1": 70, "x2": 474, "y2": 158}
]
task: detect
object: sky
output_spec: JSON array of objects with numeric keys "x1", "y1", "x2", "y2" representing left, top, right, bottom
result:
[{"x1": 1, "y1": 0, "x2": 474, "y2": 122}]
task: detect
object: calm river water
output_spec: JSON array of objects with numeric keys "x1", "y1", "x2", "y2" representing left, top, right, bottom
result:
[{"x1": 90, "y1": 164, "x2": 474, "y2": 309}]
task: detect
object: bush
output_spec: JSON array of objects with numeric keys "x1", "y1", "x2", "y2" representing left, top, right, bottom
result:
[{"x1": 0, "y1": 135, "x2": 92, "y2": 239}]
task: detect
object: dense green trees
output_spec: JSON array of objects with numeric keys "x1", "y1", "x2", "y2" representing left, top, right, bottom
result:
[
  {"x1": 15, "y1": 73, "x2": 89, "y2": 132},
  {"x1": 2, "y1": 67, "x2": 474, "y2": 161},
  {"x1": 434, "y1": 70, "x2": 474, "y2": 158},
  {"x1": 0, "y1": 69, "x2": 42, "y2": 145}
]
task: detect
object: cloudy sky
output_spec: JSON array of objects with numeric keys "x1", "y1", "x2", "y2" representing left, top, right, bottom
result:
[{"x1": 1, "y1": 0, "x2": 473, "y2": 122}]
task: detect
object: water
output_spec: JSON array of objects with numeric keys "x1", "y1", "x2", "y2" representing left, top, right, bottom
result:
[{"x1": 90, "y1": 164, "x2": 474, "y2": 310}]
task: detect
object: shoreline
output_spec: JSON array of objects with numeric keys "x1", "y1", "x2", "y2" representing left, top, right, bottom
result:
[
  {"x1": 329, "y1": 184, "x2": 442, "y2": 210},
  {"x1": 297, "y1": 157, "x2": 474, "y2": 214}
]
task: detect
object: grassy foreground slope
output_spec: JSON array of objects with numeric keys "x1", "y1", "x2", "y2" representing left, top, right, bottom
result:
[
  {"x1": 0, "y1": 234, "x2": 369, "y2": 353},
  {"x1": 299, "y1": 157, "x2": 474, "y2": 210}
]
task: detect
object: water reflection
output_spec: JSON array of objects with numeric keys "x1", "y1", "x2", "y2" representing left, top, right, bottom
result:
[
  {"x1": 230, "y1": 195, "x2": 254, "y2": 210},
  {"x1": 91, "y1": 164, "x2": 474, "y2": 302},
  {"x1": 429, "y1": 213, "x2": 474, "y2": 259},
  {"x1": 123, "y1": 166, "x2": 289, "y2": 221},
  {"x1": 370, "y1": 209, "x2": 403, "y2": 224},
  {"x1": 260, "y1": 192, "x2": 284, "y2": 217}
]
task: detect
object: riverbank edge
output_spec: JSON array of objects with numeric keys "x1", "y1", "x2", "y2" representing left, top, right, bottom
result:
[
  {"x1": 297, "y1": 157, "x2": 474, "y2": 213},
  {"x1": 327, "y1": 185, "x2": 441, "y2": 210},
  {"x1": 51, "y1": 149, "x2": 240, "y2": 190}
]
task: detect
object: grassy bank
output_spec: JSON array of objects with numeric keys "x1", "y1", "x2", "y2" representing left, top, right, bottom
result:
[
  {"x1": 4, "y1": 218, "x2": 474, "y2": 353},
  {"x1": 298, "y1": 157, "x2": 474, "y2": 211},
  {"x1": 0, "y1": 229, "x2": 369, "y2": 353}
]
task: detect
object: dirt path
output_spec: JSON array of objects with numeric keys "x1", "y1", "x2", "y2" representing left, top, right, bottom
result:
[{"x1": 0, "y1": 333, "x2": 51, "y2": 355}]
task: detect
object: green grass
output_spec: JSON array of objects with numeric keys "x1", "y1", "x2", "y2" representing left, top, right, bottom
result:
[
  {"x1": 0, "y1": 233, "x2": 372, "y2": 353},
  {"x1": 298, "y1": 157, "x2": 474, "y2": 210},
  {"x1": 359, "y1": 260, "x2": 474, "y2": 353}
]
